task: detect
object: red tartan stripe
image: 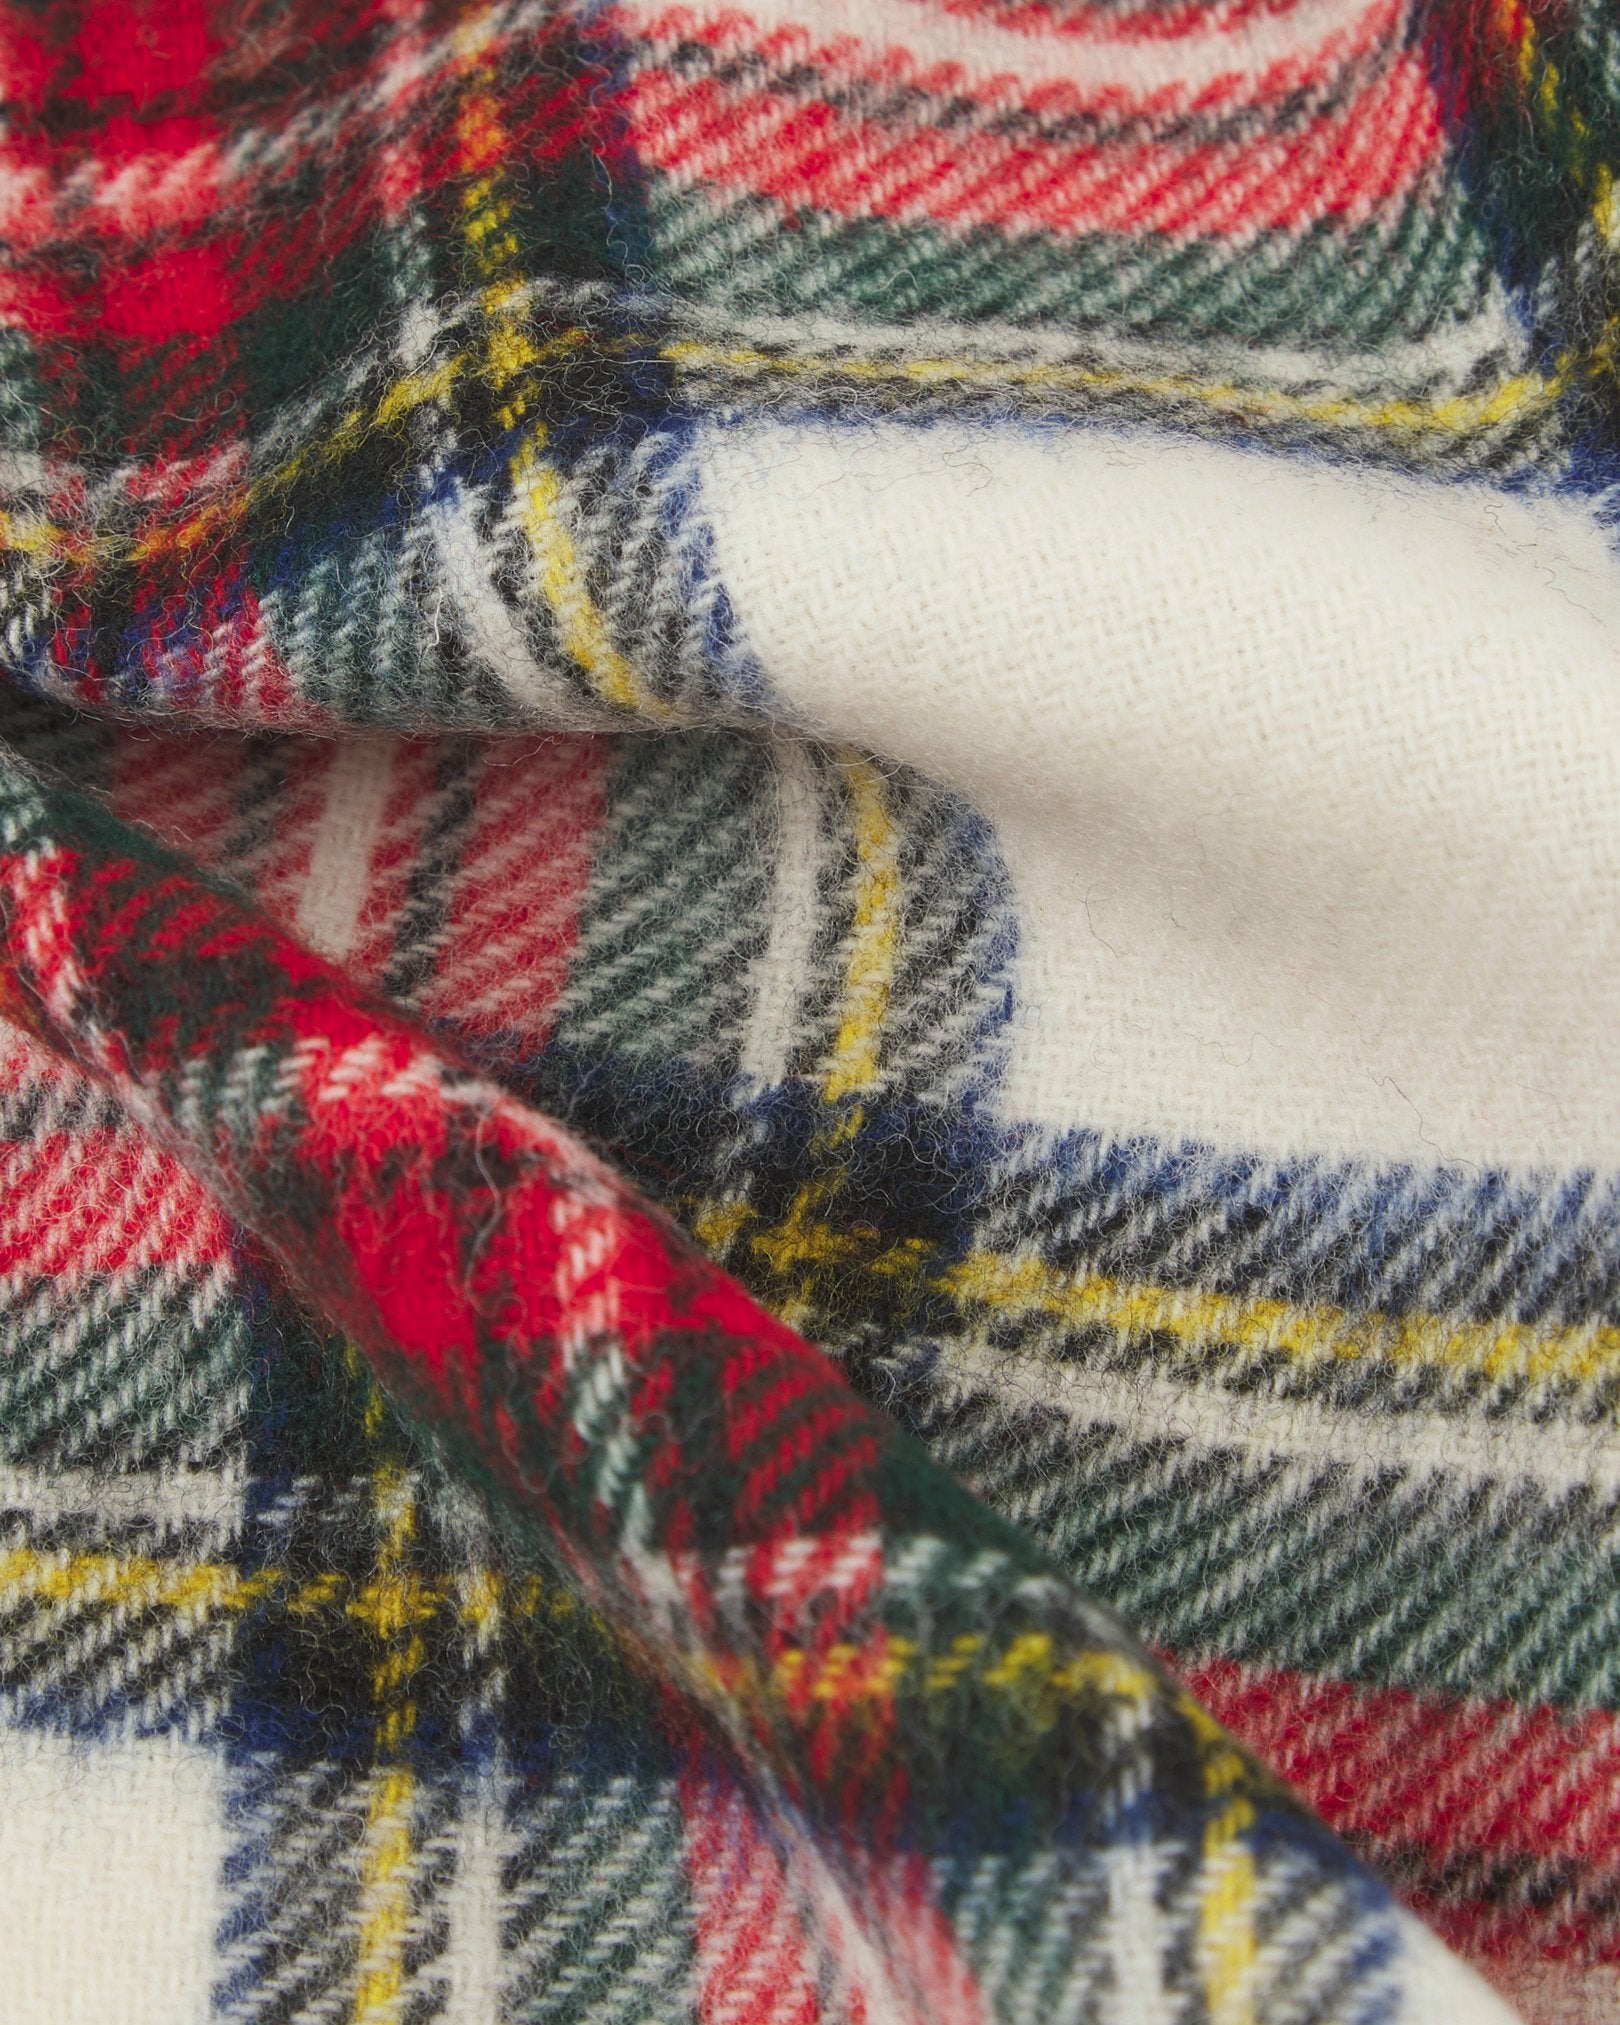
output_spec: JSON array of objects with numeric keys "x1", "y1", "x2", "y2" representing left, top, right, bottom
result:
[
  {"x1": 0, "y1": 1124, "x2": 233, "y2": 1275},
  {"x1": 60, "y1": 0, "x2": 219, "y2": 109},
  {"x1": 48, "y1": 580, "x2": 314, "y2": 733},
  {"x1": 1182, "y1": 1654, "x2": 1620, "y2": 1886},
  {"x1": 114, "y1": 893, "x2": 885, "y2": 1551},
  {"x1": 110, "y1": 729, "x2": 609, "y2": 1025},
  {"x1": 679, "y1": 1731, "x2": 824, "y2": 2025},
  {"x1": 111, "y1": 729, "x2": 335, "y2": 923},
  {"x1": 108, "y1": 724, "x2": 257, "y2": 868},
  {"x1": 624, "y1": 0, "x2": 1406, "y2": 116},
  {"x1": 234, "y1": 743, "x2": 338, "y2": 923},
  {"x1": 620, "y1": 39, "x2": 1442, "y2": 237},
  {"x1": 676, "y1": 1704, "x2": 981, "y2": 2023},
  {"x1": 0, "y1": 28, "x2": 593, "y2": 342},
  {"x1": 347, "y1": 739, "x2": 451, "y2": 984},
  {"x1": 0, "y1": 14, "x2": 584, "y2": 242},
  {"x1": 414, "y1": 736, "x2": 611, "y2": 1047},
  {"x1": 1, "y1": 210, "x2": 357, "y2": 347},
  {"x1": 3, "y1": 0, "x2": 421, "y2": 129},
  {"x1": 906, "y1": 0, "x2": 1339, "y2": 44},
  {"x1": 0, "y1": 110, "x2": 227, "y2": 240}
]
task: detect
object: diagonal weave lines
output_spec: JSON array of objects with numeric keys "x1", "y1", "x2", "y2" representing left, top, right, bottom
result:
[{"x1": 0, "y1": 710, "x2": 1451, "y2": 2024}]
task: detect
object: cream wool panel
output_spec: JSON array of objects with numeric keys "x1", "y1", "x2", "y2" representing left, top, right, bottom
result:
[
  {"x1": 1392, "y1": 1914, "x2": 1521, "y2": 2025},
  {"x1": 0, "y1": 1730, "x2": 227, "y2": 2024},
  {"x1": 699, "y1": 420, "x2": 1620, "y2": 1167}
]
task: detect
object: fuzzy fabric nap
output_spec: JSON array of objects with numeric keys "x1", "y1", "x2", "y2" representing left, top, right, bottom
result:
[{"x1": 0, "y1": 0, "x2": 1616, "y2": 2019}]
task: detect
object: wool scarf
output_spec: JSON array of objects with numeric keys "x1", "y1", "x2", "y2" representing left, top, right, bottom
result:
[{"x1": 0, "y1": 1, "x2": 1616, "y2": 2020}]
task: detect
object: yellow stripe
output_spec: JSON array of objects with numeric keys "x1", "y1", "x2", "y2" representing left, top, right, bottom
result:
[
  {"x1": 0, "y1": 1545, "x2": 257, "y2": 1614},
  {"x1": 718, "y1": 755, "x2": 902, "y2": 1319},
  {"x1": 127, "y1": 354, "x2": 472, "y2": 569},
  {"x1": 0, "y1": 506, "x2": 92, "y2": 563},
  {"x1": 354, "y1": 1765, "x2": 415, "y2": 2025},
  {"x1": 509, "y1": 433, "x2": 663, "y2": 714},
  {"x1": 689, "y1": 1195, "x2": 757, "y2": 1259},
  {"x1": 1508, "y1": 0, "x2": 1620, "y2": 317},
  {"x1": 458, "y1": 1564, "x2": 503, "y2": 1641},
  {"x1": 767, "y1": 1620, "x2": 1158, "y2": 1725},
  {"x1": 938, "y1": 1249, "x2": 1620, "y2": 1395},
  {"x1": 685, "y1": 1199, "x2": 1620, "y2": 1409},
  {"x1": 0, "y1": 1545, "x2": 436, "y2": 1621},
  {"x1": 458, "y1": 81, "x2": 671, "y2": 721},
  {"x1": 1, "y1": 322, "x2": 1588, "y2": 576},
  {"x1": 824, "y1": 756, "x2": 902, "y2": 1104},
  {"x1": 660, "y1": 338, "x2": 1564, "y2": 440},
  {"x1": 353, "y1": 1461, "x2": 420, "y2": 2025},
  {"x1": 0, "y1": 1543, "x2": 559, "y2": 1624},
  {"x1": 686, "y1": 1195, "x2": 1620, "y2": 1403},
  {"x1": 1183, "y1": 1697, "x2": 1258, "y2": 2025},
  {"x1": 742, "y1": 1218, "x2": 930, "y2": 1285},
  {"x1": 1198, "y1": 1792, "x2": 1259, "y2": 2025},
  {"x1": 2, "y1": 1541, "x2": 1169, "y2": 1734},
  {"x1": 1597, "y1": 164, "x2": 1620, "y2": 254}
]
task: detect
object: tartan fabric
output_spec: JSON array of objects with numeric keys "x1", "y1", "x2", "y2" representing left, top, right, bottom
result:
[
  {"x1": 1, "y1": 0, "x2": 1619, "y2": 2021},
  {"x1": 0, "y1": 714, "x2": 1464, "y2": 2025},
  {"x1": 0, "y1": 0, "x2": 1613, "y2": 733}
]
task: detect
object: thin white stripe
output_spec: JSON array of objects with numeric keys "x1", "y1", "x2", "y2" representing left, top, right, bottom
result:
[
  {"x1": 294, "y1": 738, "x2": 400, "y2": 962},
  {"x1": 428, "y1": 483, "x2": 604, "y2": 729},
  {"x1": 943, "y1": 1335, "x2": 1620, "y2": 1498},
  {"x1": 670, "y1": 283, "x2": 1529, "y2": 408},
  {"x1": 619, "y1": 0, "x2": 1398, "y2": 102},
  {"x1": 0, "y1": 1461, "x2": 245, "y2": 1540},
  {"x1": 1101, "y1": 1835, "x2": 1167, "y2": 2025},
  {"x1": 441, "y1": 1775, "x2": 506, "y2": 2025},
  {"x1": 740, "y1": 737, "x2": 824, "y2": 1087}
]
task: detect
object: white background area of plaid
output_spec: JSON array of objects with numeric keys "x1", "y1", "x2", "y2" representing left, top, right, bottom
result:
[{"x1": 700, "y1": 417, "x2": 1620, "y2": 1167}]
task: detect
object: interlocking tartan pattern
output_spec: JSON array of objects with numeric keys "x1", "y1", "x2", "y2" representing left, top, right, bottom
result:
[
  {"x1": 2, "y1": 0, "x2": 1620, "y2": 2019},
  {"x1": 0, "y1": 0, "x2": 1613, "y2": 733},
  {"x1": 0, "y1": 726, "x2": 1460, "y2": 2024}
]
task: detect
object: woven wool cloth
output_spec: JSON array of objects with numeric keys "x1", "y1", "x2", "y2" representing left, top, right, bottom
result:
[{"x1": 0, "y1": 0, "x2": 1618, "y2": 2019}]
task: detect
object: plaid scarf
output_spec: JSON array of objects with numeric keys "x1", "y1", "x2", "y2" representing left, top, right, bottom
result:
[{"x1": 1, "y1": 0, "x2": 1617, "y2": 2019}]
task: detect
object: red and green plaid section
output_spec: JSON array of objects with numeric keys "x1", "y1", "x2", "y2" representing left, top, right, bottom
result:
[
  {"x1": 7, "y1": 694, "x2": 1620, "y2": 2020},
  {"x1": 0, "y1": 0, "x2": 1614, "y2": 732},
  {"x1": 0, "y1": 717, "x2": 1500, "y2": 2024},
  {"x1": 2, "y1": 0, "x2": 1620, "y2": 2018}
]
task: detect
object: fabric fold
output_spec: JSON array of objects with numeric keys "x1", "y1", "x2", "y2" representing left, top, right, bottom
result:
[
  {"x1": 0, "y1": 729, "x2": 1513, "y2": 2020},
  {"x1": 2, "y1": 0, "x2": 1619, "y2": 2015}
]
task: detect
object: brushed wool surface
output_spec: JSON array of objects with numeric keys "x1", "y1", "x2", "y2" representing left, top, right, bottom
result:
[{"x1": 1, "y1": 0, "x2": 1618, "y2": 2020}]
